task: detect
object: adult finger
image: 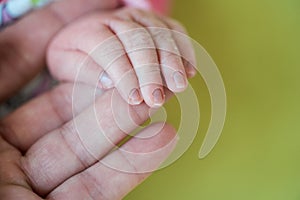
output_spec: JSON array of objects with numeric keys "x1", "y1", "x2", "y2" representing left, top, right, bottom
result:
[
  {"x1": 0, "y1": 135, "x2": 42, "y2": 200},
  {"x1": 0, "y1": 83, "x2": 100, "y2": 152},
  {"x1": 0, "y1": 0, "x2": 120, "y2": 102},
  {"x1": 47, "y1": 123, "x2": 177, "y2": 200},
  {"x1": 21, "y1": 89, "x2": 172, "y2": 196}
]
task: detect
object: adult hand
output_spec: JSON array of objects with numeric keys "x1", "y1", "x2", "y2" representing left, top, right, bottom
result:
[
  {"x1": 0, "y1": 1, "x2": 178, "y2": 199},
  {"x1": 0, "y1": 83, "x2": 177, "y2": 199}
]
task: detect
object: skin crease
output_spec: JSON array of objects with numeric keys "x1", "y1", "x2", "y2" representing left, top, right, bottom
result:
[
  {"x1": 47, "y1": 7, "x2": 197, "y2": 108},
  {"x1": 0, "y1": 1, "x2": 195, "y2": 199},
  {"x1": 0, "y1": 84, "x2": 177, "y2": 199}
]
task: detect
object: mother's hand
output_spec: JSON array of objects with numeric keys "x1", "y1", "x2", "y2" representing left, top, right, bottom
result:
[{"x1": 0, "y1": 83, "x2": 177, "y2": 199}]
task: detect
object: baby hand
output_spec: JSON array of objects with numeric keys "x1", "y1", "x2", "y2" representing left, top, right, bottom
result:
[{"x1": 47, "y1": 7, "x2": 196, "y2": 107}]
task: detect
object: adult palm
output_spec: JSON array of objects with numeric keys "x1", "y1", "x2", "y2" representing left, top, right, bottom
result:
[{"x1": 0, "y1": 84, "x2": 176, "y2": 199}]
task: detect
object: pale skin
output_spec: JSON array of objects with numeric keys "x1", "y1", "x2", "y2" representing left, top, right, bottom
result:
[
  {"x1": 0, "y1": 0, "x2": 178, "y2": 199},
  {"x1": 0, "y1": 83, "x2": 177, "y2": 199},
  {"x1": 47, "y1": 7, "x2": 197, "y2": 108},
  {"x1": 0, "y1": 0, "x2": 121, "y2": 102}
]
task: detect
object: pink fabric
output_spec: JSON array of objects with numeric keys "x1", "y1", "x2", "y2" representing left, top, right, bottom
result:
[
  {"x1": 121, "y1": 0, "x2": 170, "y2": 14},
  {"x1": 150, "y1": 0, "x2": 170, "y2": 14}
]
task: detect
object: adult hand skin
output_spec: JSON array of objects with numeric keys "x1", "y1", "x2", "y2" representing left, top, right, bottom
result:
[{"x1": 0, "y1": 83, "x2": 177, "y2": 199}]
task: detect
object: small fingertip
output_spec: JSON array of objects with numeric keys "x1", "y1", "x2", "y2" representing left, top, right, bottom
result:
[
  {"x1": 185, "y1": 65, "x2": 197, "y2": 78},
  {"x1": 152, "y1": 88, "x2": 165, "y2": 108},
  {"x1": 129, "y1": 88, "x2": 143, "y2": 105},
  {"x1": 173, "y1": 71, "x2": 187, "y2": 90},
  {"x1": 99, "y1": 72, "x2": 114, "y2": 89}
]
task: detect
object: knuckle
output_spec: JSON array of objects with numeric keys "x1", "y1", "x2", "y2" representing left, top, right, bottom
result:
[
  {"x1": 146, "y1": 18, "x2": 167, "y2": 28},
  {"x1": 136, "y1": 64, "x2": 160, "y2": 76},
  {"x1": 78, "y1": 171, "x2": 107, "y2": 199},
  {"x1": 151, "y1": 28, "x2": 173, "y2": 41},
  {"x1": 160, "y1": 52, "x2": 183, "y2": 67},
  {"x1": 135, "y1": 64, "x2": 162, "y2": 86},
  {"x1": 122, "y1": 27, "x2": 155, "y2": 50},
  {"x1": 0, "y1": 121, "x2": 22, "y2": 151}
]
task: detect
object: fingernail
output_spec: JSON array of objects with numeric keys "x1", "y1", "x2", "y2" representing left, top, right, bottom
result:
[
  {"x1": 186, "y1": 65, "x2": 197, "y2": 78},
  {"x1": 99, "y1": 72, "x2": 113, "y2": 89},
  {"x1": 173, "y1": 71, "x2": 186, "y2": 89},
  {"x1": 152, "y1": 88, "x2": 165, "y2": 106},
  {"x1": 129, "y1": 89, "x2": 143, "y2": 105}
]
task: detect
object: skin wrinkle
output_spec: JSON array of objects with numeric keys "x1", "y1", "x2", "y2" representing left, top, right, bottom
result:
[
  {"x1": 159, "y1": 51, "x2": 183, "y2": 67},
  {"x1": 15, "y1": 162, "x2": 33, "y2": 191},
  {"x1": 4, "y1": 161, "x2": 27, "y2": 189},
  {"x1": 117, "y1": 148, "x2": 139, "y2": 175},
  {"x1": 39, "y1": 127, "x2": 95, "y2": 199},
  {"x1": 22, "y1": 134, "x2": 72, "y2": 196},
  {"x1": 48, "y1": 85, "x2": 72, "y2": 123},
  {"x1": 0, "y1": 84, "x2": 72, "y2": 153},
  {"x1": 78, "y1": 170, "x2": 107, "y2": 200},
  {"x1": 1, "y1": 115, "x2": 176, "y2": 199},
  {"x1": 0, "y1": 135, "x2": 34, "y2": 192},
  {"x1": 82, "y1": 159, "x2": 141, "y2": 200},
  {"x1": 129, "y1": 10, "x2": 194, "y2": 90},
  {"x1": 59, "y1": 122, "x2": 97, "y2": 169},
  {"x1": 0, "y1": 2, "x2": 185, "y2": 199},
  {"x1": 105, "y1": 18, "x2": 155, "y2": 51},
  {"x1": 21, "y1": 154, "x2": 50, "y2": 197},
  {"x1": 59, "y1": 124, "x2": 87, "y2": 169},
  {"x1": 44, "y1": 95, "x2": 66, "y2": 134},
  {"x1": 21, "y1": 90, "x2": 150, "y2": 195},
  {"x1": 0, "y1": 90, "x2": 170, "y2": 198},
  {"x1": 104, "y1": 14, "x2": 163, "y2": 106},
  {"x1": 90, "y1": 30, "x2": 126, "y2": 70},
  {"x1": 100, "y1": 20, "x2": 135, "y2": 75},
  {"x1": 48, "y1": 8, "x2": 193, "y2": 107},
  {"x1": 0, "y1": 121, "x2": 23, "y2": 154},
  {"x1": 128, "y1": 11, "x2": 182, "y2": 63}
]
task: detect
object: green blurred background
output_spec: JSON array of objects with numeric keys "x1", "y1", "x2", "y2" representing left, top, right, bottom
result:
[{"x1": 125, "y1": 0, "x2": 300, "y2": 199}]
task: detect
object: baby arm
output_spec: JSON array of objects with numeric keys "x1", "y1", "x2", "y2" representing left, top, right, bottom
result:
[{"x1": 47, "y1": 7, "x2": 196, "y2": 107}]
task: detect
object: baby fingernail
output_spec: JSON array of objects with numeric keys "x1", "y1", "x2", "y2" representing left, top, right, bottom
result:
[
  {"x1": 129, "y1": 89, "x2": 143, "y2": 105},
  {"x1": 99, "y1": 72, "x2": 113, "y2": 89},
  {"x1": 173, "y1": 71, "x2": 186, "y2": 89},
  {"x1": 186, "y1": 65, "x2": 197, "y2": 78},
  {"x1": 152, "y1": 88, "x2": 165, "y2": 107}
]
